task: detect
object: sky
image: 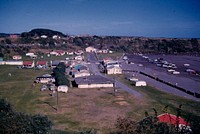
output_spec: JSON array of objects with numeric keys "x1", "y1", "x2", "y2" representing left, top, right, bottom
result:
[{"x1": 0, "y1": 0, "x2": 200, "y2": 38}]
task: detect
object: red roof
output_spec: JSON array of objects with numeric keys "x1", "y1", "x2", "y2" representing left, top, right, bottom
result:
[
  {"x1": 158, "y1": 113, "x2": 190, "y2": 126},
  {"x1": 37, "y1": 61, "x2": 47, "y2": 65},
  {"x1": 55, "y1": 50, "x2": 65, "y2": 54},
  {"x1": 23, "y1": 61, "x2": 33, "y2": 65}
]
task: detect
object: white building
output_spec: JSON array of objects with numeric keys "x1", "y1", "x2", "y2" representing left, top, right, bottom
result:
[
  {"x1": 85, "y1": 46, "x2": 97, "y2": 52},
  {"x1": 35, "y1": 74, "x2": 55, "y2": 84},
  {"x1": 52, "y1": 35, "x2": 60, "y2": 39},
  {"x1": 26, "y1": 52, "x2": 35, "y2": 57},
  {"x1": 57, "y1": 85, "x2": 68, "y2": 93},
  {"x1": 41, "y1": 35, "x2": 47, "y2": 38},
  {"x1": 106, "y1": 66, "x2": 122, "y2": 75},
  {"x1": 75, "y1": 75, "x2": 114, "y2": 88},
  {"x1": 5, "y1": 61, "x2": 23, "y2": 65},
  {"x1": 133, "y1": 81, "x2": 147, "y2": 86},
  {"x1": 74, "y1": 70, "x2": 91, "y2": 78},
  {"x1": 23, "y1": 61, "x2": 35, "y2": 68},
  {"x1": 13, "y1": 55, "x2": 22, "y2": 60},
  {"x1": 74, "y1": 55, "x2": 83, "y2": 61}
]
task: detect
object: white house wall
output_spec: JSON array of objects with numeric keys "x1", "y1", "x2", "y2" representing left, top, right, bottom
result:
[
  {"x1": 5, "y1": 61, "x2": 23, "y2": 65},
  {"x1": 78, "y1": 83, "x2": 113, "y2": 88}
]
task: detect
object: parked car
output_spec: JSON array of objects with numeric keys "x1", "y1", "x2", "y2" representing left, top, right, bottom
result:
[{"x1": 40, "y1": 85, "x2": 47, "y2": 91}]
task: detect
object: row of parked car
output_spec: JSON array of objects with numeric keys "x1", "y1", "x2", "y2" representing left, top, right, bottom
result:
[{"x1": 40, "y1": 84, "x2": 55, "y2": 91}]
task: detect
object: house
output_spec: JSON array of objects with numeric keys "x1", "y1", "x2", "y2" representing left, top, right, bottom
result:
[
  {"x1": 157, "y1": 113, "x2": 191, "y2": 131},
  {"x1": 55, "y1": 50, "x2": 65, "y2": 56},
  {"x1": 30, "y1": 54, "x2": 37, "y2": 59},
  {"x1": 26, "y1": 52, "x2": 35, "y2": 57},
  {"x1": 52, "y1": 35, "x2": 60, "y2": 39},
  {"x1": 13, "y1": 55, "x2": 22, "y2": 60},
  {"x1": 74, "y1": 75, "x2": 114, "y2": 88},
  {"x1": 133, "y1": 81, "x2": 147, "y2": 86},
  {"x1": 102, "y1": 49, "x2": 108, "y2": 53},
  {"x1": 73, "y1": 70, "x2": 91, "y2": 78},
  {"x1": 105, "y1": 60, "x2": 120, "y2": 68},
  {"x1": 74, "y1": 56, "x2": 83, "y2": 61},
  {"x1": 0, "y1": 58, "x2": 5, "y2": 65},
  {"x1": 35, "y1": 74, "x2": 55, "y2": 83},
  {"x1": 23, "y1": 61, "x2": 35, "y2": 68},
  {"x1": 36, "y1": 61, "x2": 48, "y2": 69},
  {"x1": 74, "y1": 64, "x2": 88, "y2": 71},
  {"x1": 102, "y1": 57, "x2": 113, "y2": 64},
  {"x1": 5, "y1": 61, "x2": 23, "y2": 65},
  {"x1": 74, "y1": 50, "x2": 83, "y2": 55},
  {"x1": 109, "y1": 50, "x2": 113, "y2": 53},
  {"x1": 66, "y1": 51, "x2": 74, "y2": 55},
  {"x1": 50, "y1": 51, "x2": 59, "y2": 56},
  {"x1": 51, "y1": 60, "x2": 64, "y2": 68},
  {"x1": 50, "y1": 50, "x2": 65, "y2": 56},
  {"x1": 10, "y1": 34, "x2": 18, "y2": 38},
  {"x1": 85, "y1": 46, "x2": 97, "y2": 53},
  {"x1": 106, "y1": 66, "x2": 122, "y2": 75},
  {"x1": 41, "y1": 35, "x2": 47, "y2": 38},
  {"x1": 57, "y1": 85, "x2": 68, "y2": 93}
]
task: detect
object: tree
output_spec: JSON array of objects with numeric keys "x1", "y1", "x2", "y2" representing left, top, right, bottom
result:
[
  {"x1": 114, "y1": 106, "x2": 196, "y2": 134},
  {"x1": 5, "y1": 38, "x2": 11, "y2": 44},
  {"x1": 53, "y1": 62, "x2": 70, "y2": 86},
  {"x1": 0, "y1": 98, "x2": 52, "y2": 134}
]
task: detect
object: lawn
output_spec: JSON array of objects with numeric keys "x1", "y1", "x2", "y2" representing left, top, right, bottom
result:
[{"x1": 0, "y1": 65, "x2": 200, "y2": 133}]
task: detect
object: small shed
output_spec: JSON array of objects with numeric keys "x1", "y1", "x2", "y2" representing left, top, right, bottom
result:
[
  {"x1": 57, "y1": 85, "x2": 68, "y2": 93},
  {"x1": 133, "y1": 81, "x2": 147, "y2": 86}
]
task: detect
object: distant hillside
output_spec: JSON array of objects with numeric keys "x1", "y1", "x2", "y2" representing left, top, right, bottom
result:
[
  {"x1": 0, "y1": 28, "x2": 200, "y2": 55},
  {"x1": 0, "y1": 33, "x2": 10, "y2": 38},
  {"x1": 21, "y1": 28, "x2": 66, "y2": 37}
]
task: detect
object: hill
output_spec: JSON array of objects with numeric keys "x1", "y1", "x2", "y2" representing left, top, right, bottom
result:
[
  {"x1": 0, "y1": 28, "x2": 200, "y2": 54},
  {"x1": 21, "y1": 28, "x2": 66, "y2": 38}
]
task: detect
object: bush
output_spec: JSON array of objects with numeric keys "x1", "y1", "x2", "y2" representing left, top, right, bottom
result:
[{"x1": 0, "y1": 98, "x2": 52, "y2": 134}]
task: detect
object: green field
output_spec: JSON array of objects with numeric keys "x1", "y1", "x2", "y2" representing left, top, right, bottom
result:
[{"x1": 0, "y1": 65, "x2": 200, "y2": 133}]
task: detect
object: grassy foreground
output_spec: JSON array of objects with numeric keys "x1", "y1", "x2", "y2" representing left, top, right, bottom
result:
[{"x1": 0, "y1": 65, "x2": 200, "y2": 133}]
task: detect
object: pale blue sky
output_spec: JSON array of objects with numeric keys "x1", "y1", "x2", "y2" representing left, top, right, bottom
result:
[{"x1": 0, "y1": 0, "x2": 200, "y2": 38}]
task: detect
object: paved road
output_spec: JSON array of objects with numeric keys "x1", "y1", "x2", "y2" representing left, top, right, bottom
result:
[
  {"x1": 86, "y1": 52, "x2": 142, "y2": 97},
  {"x1": 121, "y1": 62, "x2": 200, "y2": 102}
]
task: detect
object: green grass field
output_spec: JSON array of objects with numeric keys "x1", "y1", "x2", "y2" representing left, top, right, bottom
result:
[{"x1": 0, "y1": 65, "x2": 200, "y2": 133}]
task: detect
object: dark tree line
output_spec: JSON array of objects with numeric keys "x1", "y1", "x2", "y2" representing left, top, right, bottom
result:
[{"x1": 0, "y1": 98, "x2": 52, "y2": 134}]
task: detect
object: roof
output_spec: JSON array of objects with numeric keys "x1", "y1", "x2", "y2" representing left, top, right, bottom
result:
[
  {"x1": 55, "y1": 50, "x2": 65, "y2": 53},
  {"x1": 107, "y1": 66, "x2": 121, "y2": 69},
  {"x1": 37, "y1": 61, "x2": 47, "y2": 65},
  {"x1": 52, "y1": 60, "x2": 61, "y2": 66},
  {"x1": 158, "y1": 113, "x2": 190, "y2": 126},
  {"x1": 23, "y1": 61, "x2": 33, "y2": 65},
  {"x1": 13, "y1": 55, "x2": 22, "y2": 57},
  {"x1": 75, "y1": 75, "x2": 114, "y2": 85}
]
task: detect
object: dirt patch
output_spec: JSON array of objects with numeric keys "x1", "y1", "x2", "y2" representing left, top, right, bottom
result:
[
  {"x1": 34, "y1": 87, "x2": 149, "y2": 132},
  {"x1": 116, "y1": 101, "x2": 129, "y2": 106}
]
